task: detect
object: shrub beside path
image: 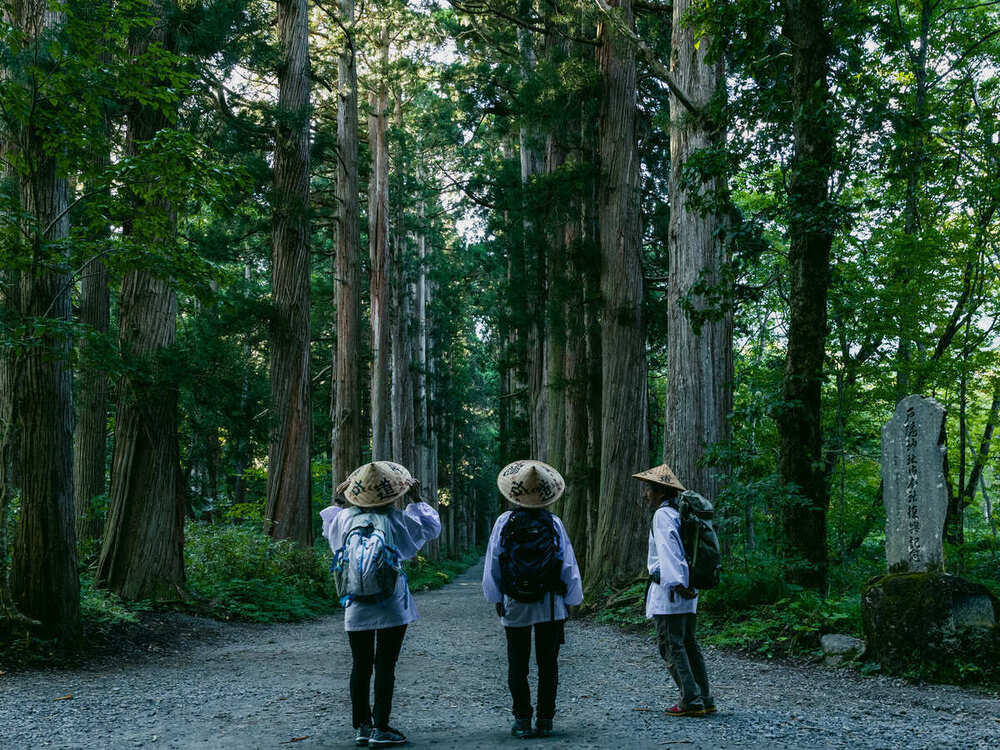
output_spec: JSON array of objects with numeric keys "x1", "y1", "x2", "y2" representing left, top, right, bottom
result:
[{"x1": 2, "y1": 559, "x2": 999, "y2": 749}]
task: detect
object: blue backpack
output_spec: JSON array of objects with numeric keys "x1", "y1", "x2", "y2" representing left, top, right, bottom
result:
[{"x1": 331, "y1": 508, "x2": 402, "y2": 607}]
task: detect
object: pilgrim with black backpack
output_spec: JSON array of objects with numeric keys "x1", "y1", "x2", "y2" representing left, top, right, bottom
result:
[
  {"x1": 320, "y1": 461, "x2": 441, "y2": 748},
  {"x1": 482, "y1": 460, "x2": 583, "y2": 740}
]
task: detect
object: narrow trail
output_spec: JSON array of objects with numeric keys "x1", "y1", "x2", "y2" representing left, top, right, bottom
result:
[{"x1": 2, "y1": 560, "x2": 998, "y2": 749}]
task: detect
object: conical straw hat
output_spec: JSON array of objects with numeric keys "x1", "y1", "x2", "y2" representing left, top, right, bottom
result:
[
  {"x1": 632, "y1": 463, "x2": 685, "y2": 492},
  {"x1": 497, "y1": 460, "x2": 565, "y2": 508},
  {"x1": 339, "y1": 461, "x2": 417, "y2": 508}
]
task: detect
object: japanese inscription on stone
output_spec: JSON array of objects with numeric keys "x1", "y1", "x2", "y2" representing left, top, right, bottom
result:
[{"x1": 881, "y1": 395, "x2": 947, "y2": 573}]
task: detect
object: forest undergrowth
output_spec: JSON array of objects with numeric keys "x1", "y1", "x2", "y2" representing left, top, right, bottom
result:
[
  {"x1": 0, "y1": 511, "x2": 482, "y2": 671},
  {"x1": 594, "y1": 531, "x2": 1000, "y2": 687}
]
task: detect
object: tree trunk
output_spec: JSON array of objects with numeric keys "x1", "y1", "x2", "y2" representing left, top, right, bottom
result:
[
  {"x1": 264, "y1": 0, "x2": 312, "y2": 546},
  {"x1": 390, "y1": 94, "x2": 416, "y2": 471},
  {"x1": 331, "y1": 0, "x2": 362, "y2": 490},
  {"x1": 517, "y1": 9, "x2": 547, "y2": 460},
  {"x1": 584, "y1": 117, "x2": 603, "y2": 569},
  {"x1": 777, "y1": 0, "x2": 836, "y2": 592},
  {"x1": 558, "y1": 107, "x2": 590, "y2": 573},
  {"x1": 98, "y1": 1, "x2": 186, "y2": 601},
  {"x1": 894, "y1": 0, "x2": 932, "y2": 401},
  {"x1": 8, "y1": 1, "x2": 80, "y2": 638},
  {"x1": 414, "y1": 195, "x2": 439, "y2": 558},
  {"x1": 74, "y1": 254, "x2": 110, "y2": 546},
  {"x1": 587, "y1": 0, "x2": 650, "y2": 594},
  {"x1": 544, "y1": 108, "x2": 567, "y2": 475},
  {"x1": 369, "y1": 28, "x2": 391, "y2": 460},
  {"x1": 74, "y1": 12, "x2": 113, "y2": 547},
  {"x1": 664, "y1": 0, "x2": 733, "y2": 501}
]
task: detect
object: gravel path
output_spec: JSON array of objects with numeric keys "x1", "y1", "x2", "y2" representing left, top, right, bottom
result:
[{"x1": 2, "y1": 559, "x2": 999, "y2": 749}]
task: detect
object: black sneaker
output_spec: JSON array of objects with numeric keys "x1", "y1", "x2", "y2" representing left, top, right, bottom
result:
[
  {"x1": 369, "y1": 727, "x2": 407, "y2": 747},
  {"x1": 355, "y1": 725, "x2": 372, "y2": 746},
  {"x1": 511, "y1": 718, "x2": 534, "y2": 738},
  {"x1": 535, "y1": 717, "x2": 553, "y2": 738}
]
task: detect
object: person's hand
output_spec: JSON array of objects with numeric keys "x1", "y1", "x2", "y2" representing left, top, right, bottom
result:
[
  {"x1": 648, "y1": 570, "x2": 661, "y2": 585},
  {"x1": 495, "y1": 602, "x2": 505, "y2": 618},
  {"x1": 674, "y1": 585, "x2": 697, "y2": 599},
  {"x1": 405, "y1": 481, "x2": 423, "y2": 504}
]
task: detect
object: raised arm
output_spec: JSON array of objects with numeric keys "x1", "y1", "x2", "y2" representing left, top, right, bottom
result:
[{"x1": 392, "y1": 501, "x2": 442, "y2": 560}]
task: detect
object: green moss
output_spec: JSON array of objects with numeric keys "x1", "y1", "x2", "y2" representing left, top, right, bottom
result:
[{"x1": 861, "y1": 571, "x2": 1000, "y2": 684}]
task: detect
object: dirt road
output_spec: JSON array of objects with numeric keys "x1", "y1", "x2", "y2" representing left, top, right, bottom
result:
[{"x1": 2, "y1": 560, "x2": 998, "y2": 749}]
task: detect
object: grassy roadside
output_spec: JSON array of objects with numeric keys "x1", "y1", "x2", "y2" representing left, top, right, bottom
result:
[
  {"x1": 0, "y1": 523, "x2": 481, "y2": 669},
  {"x1": 592, "y1": 543, "x2": 1000, "y2": 687}
]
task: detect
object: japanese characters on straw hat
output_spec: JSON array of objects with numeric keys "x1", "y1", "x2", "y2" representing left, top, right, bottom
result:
[
  {"x1": 632, "y1": 463, "x2": 685, "y2": 492},
  {"x1": 338, "y1": 461, "x2": 417, "y2": 508},
  {"x1": 497, "y1": 460, "x2": 565, "y2": 508}
]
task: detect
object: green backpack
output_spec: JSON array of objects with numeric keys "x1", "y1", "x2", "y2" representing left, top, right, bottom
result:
[{"x1": 676, "y1": 490, "x2": 722, "y2": 590}]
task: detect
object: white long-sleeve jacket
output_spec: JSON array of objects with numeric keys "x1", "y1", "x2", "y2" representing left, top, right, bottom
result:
[
  {"x1": 646, "y1": 502, "x2": 698, "y2": 617},
  {"x1": 482, "y1": 510, "x2": 584, "y2": 628},
  {"x1": 321, "y1": 502, "x2": 441, "y2": 632}
]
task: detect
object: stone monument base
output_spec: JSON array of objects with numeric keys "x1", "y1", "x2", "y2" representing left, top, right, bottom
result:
[{"x1": 861, "y1": 572, "x2": 1000, "y2": 680}]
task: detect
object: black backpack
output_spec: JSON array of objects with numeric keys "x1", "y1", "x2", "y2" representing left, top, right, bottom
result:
[
  {"x1": 676, "y1": 491, "x2": 722, "y2": 590},
  {"x1": 499, "y1": 509, "x2": 567, "y2": 605}
]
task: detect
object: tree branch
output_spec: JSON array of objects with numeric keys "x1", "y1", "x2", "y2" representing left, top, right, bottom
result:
[{"x1": 590, "y1": 0, "x2": 701, "y2": 116}]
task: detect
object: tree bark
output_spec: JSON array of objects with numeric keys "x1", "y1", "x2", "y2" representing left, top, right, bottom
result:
[
  {"x1": 560, "y1": 160, "x2": 590, "y2": 574},
  {"x1": 544, "y1": 99, "x2": 567, "y2": 475},
  {"x1": 517, "y1": 7, "x2": 547, "y2": 460},
  {"x1": 331, "y1": 0, "x2": 362, "y2": 489},
  {"x1": 97, "y1": 4, "x2": 185, "y2": 602},
  {"x1": 74, "y1": 255, "x2": 110, "y2": 546},
  {"x1": 8, "y1": 0, "x2": 80, "y2": 638},
  {"x1": 390, "y1": 94, "x2": 416, "y2": 471},
  {"x1": 414, "y1": 192, "x2": 439, "y2": 558},
  {"x1": 777, "y1": 0, "x2": 836, "y2": 592},
  {"x1": 587, "y1": 0, "x2": 650, "y2": 594},
  {"x1": 369, "y1": 27, "x2": 391, "y2": 460},
  {"x1": 264, "y1": 0, "x2": 312, "y2": 545},
  {"x1": 664, "y1": 0, "x2": 733, "y2": 501}
]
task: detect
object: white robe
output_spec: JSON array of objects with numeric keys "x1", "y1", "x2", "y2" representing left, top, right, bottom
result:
[
  {"x1": 482, "y1": 510, "x2": 584, "y2": 628},
  {"x1": 320, "y1": 502, "x2": 441, "y2": 632},
  {"x1": 646, "y1": 501, "x2": 698, "y2": 617}
]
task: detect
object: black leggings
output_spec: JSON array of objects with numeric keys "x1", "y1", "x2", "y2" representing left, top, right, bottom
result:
[
  {"x1": 505, "y1": 619, "x2": 565, "y2": 721},
  {"x1": 348, "y1": 625, "x2": 407, "y2": 730}
]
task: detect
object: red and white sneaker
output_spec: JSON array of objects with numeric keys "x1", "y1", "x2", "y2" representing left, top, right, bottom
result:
[{"x1": 665, "y1": 703, "x2": 707, "y2": 717}]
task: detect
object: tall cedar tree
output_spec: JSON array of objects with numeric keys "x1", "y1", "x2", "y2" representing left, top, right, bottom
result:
[
  {"x1": 331, "y1": 0, "x2": 362, "y2": 491},
  {"x1": 8, "y1": 0, "x2": 81, "y2": 638},
  {"x1": 369, "y1": 26, "x2": 391, "y2": 461},
  {"x1": 777, "y1": 0, "x2": 836, "y2": 591},
  {"x1": 665, "y1": 0, "x2": 734, "y2": 500},
  {"x1": 588, "y1": 0, "x2": 650, "y2": 593},
  {"x1": 74, "y1": 5, "x2": 112, "y2": 544},
  {"x1": 265, "y1": 0, "x2": 313, "y2": 545},
  {"x1": 98, "y1": 0, "x2": 185, "y2": 600},
  {"x1": 390, "y1": 94, "x2": 416, "y2": 470}
]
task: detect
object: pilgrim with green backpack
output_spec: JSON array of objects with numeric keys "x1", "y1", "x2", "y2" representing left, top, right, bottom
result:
[{"x1": 636, "y1": 463, "x2": 721, "y2": 718}]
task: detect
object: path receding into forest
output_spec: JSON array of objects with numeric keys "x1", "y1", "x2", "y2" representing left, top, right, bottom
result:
[{"x1": 2, "y1": 560, "x2": 999, "y2": 749}]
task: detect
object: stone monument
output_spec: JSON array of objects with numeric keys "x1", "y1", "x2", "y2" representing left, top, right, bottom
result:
[
  {"x1": 861, "y1": 395, "x2": 999, "y2": 679},
  {"x1": 880, "y1": 394, "x2": 947, "y2": 573}
]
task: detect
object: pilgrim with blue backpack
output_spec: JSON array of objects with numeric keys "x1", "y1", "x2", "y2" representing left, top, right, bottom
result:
[
  {"x1": 482, "y1": 460, "x2": 584, "y2": 740},
  {"x1": 320, "y1": 461, "x2": 440, "y2": 748}
]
